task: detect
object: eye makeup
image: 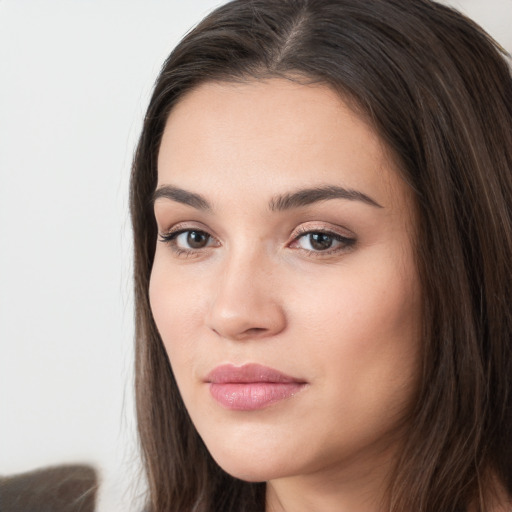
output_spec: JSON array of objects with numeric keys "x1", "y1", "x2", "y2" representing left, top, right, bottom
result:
[{"x1": 157, "y1": 220, "x2": 357, "y2": 260}]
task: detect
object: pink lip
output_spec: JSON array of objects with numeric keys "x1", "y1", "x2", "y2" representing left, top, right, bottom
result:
[{"x1": 206, "y1": 364, "x2": 306, "y2": 411}]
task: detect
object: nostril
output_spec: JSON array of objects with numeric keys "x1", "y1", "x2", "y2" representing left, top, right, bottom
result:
[
  {"x1": 246, "y1": 327, "x2": 267, "y2": 336},
  {"x1": 211, "y1": 326, "x2": 265, "y2": 339}
]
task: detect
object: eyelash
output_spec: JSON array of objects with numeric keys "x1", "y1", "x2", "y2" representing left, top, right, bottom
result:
[
  {"x1": 158, "y1": 226, "x2": 356, "y2": 258},
  {"x1": 158, "y1": 228, "x2": 217, "y2": 258},
  {"x1": 290, "y1": 226, "x2": 356, "y2": 256}
]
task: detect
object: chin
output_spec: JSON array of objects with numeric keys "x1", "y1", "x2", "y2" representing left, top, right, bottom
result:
[{"x1": 207, "y1": 445, "x2": 293, "y2": 483}]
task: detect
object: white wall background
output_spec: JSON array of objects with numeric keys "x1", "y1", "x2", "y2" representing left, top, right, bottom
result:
[{"x1": 0, "y1": 1, "x2": 510, "y2": 511}]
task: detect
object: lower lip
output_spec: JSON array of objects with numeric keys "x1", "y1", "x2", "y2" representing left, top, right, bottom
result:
[{"x1": 209, "y1": 382, "x2": 305, "y2": 411}]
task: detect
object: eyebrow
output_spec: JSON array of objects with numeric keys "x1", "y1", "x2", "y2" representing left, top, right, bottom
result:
[
  {"x1": 152, "y1": 184, "x2": 382, "y2": 211},
  {"x1": 269, "y1": 185, "x2": 383, "y2": 210},
  {"x1": 152, "y1": 185, "x2": 211, "y2": 210}
]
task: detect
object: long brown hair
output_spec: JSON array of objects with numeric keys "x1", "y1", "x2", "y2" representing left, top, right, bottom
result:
[{"x1": 130, "y1": 1, "x2": 512, "y2": 510}]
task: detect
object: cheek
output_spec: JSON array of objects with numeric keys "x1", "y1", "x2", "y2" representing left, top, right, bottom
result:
[
  {"x1": 290, "y1": 252, "x2": 421, "y2": 401},
  {"x1": 293, "y1": 259, "x2": 419, "y2": 346},
  {"x1": 148, "y1": 256, "x2": 206, "y2": 365}
]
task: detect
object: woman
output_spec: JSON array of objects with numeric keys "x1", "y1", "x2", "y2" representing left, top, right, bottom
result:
[{"x1": 130, "y1": 0, "x2": 512, "y2": 510}]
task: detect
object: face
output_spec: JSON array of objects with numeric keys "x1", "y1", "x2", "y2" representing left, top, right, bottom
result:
[{"x1": 150, "y1": 79, "x2": 422, "y2": 486}]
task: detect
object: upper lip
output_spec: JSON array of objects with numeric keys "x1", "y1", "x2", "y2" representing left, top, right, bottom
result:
[{"x1": 205, "y1": 363, "x2": 304, "y2": 384}]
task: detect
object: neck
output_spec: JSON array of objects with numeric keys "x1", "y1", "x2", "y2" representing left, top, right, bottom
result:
[
  {"x1": 468, "y1": 474, "x2": 512, "y2": 512},
  {"x1": 266, "y1": 464, "x2": 512, "y2": 512},
  {"x1": 265, "y1": 442, "x2": 397, "y2": 512}
]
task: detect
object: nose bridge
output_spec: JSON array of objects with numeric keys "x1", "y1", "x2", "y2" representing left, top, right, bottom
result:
[{"x1": 206, "y1": 243, "x2": 285, "y2": 340}]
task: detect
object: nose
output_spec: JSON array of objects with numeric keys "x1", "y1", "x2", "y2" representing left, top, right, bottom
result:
[{"x1": 205, "y1": 251, "x2": 286, "y2": 341}]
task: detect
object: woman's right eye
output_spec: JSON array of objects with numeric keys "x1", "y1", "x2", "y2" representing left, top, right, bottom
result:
[{"x1": 159, "y1": 229, "x2": 218, "y2": 255}]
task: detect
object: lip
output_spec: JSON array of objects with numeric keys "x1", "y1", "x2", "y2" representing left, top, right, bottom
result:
[{"x1": 205, "y1": 363, "x2": 306, "y2": 411}]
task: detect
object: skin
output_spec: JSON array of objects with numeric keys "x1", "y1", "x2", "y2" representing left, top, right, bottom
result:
[{"x1": 150, "y1": 79, "x2": 423, "y2": 512}]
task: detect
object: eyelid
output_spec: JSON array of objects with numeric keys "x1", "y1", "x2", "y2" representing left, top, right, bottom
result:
[
  {"x1": 159, "y1": 227, "x2": 215, "y2": 243},
  {"x1": 158, "y1": 221, "x2": 216, "y2": 238},
  {"x1": 158, "y1": 222, "x2": 220, "y2": 257},
  {"x1": 157, "y1": 220, "x2": 356, "y2": 258},
  {"x1": 291, "y1": 221, "x2": 356, "y2": 240},
  {"x1": 288, "y1": 222, "x2": 357, "y2": 255}
]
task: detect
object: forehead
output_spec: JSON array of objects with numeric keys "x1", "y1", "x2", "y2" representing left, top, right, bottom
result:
[{"x1": 157, "y1": 79, "x2": 410, "y2": 211}]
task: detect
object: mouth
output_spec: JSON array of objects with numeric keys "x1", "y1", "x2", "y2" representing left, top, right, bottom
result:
[{"x1": 205, "y1": 363, "x2": 307, "y2": 411}]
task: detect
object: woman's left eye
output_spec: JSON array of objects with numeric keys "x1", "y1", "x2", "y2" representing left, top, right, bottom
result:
[{"x1": 291, "y1": 231, "x2": 356, "y2": 254}]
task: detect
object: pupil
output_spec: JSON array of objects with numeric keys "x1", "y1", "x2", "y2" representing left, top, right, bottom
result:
[
  {"x1": 187, "y1": 231, "x2": 208, "y2": 249},
  {"x1": 310, "y1": 233, "x2": 332, "y2": 250}
]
